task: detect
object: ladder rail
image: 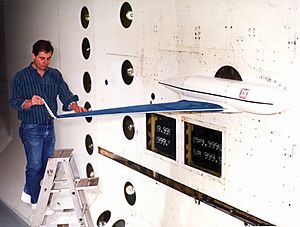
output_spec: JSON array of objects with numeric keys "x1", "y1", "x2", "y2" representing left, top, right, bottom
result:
[
  {"x1": 62, "y1": 160, "x2": 85, "y2": 225},
  {"x1": 31, "y1": 157, "x2": 60, "y2": 226},
  {"x1": 68, "y1": 155, "x2": 94, "y2": 227}
]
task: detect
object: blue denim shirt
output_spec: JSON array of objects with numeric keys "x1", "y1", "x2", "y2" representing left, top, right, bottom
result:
[{"x1": 10, "y1": 63, "x2": 78, "y2": 123}]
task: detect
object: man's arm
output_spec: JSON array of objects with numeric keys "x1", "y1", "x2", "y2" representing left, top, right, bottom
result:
[
  {"x1": 55, "y1": 70, "x2": 87, "y2": 113},
  {"x1": 9, "y1": 75, "x2": 25, "y2": 110},
  {"x1": 22, "y1": 95, "x2": 44, "y2": 109}
]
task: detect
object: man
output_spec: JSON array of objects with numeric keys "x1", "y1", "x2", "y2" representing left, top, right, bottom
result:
[{"x1": 9, "y1": 40, "x2": 86, "y2": 209}]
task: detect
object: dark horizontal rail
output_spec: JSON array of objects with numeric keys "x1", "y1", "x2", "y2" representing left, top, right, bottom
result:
[{"x1": 98, "y1": 147, "x2": 274, "y2": 226}]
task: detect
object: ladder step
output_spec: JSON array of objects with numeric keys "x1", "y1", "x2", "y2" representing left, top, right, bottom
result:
[
  {"x1": 76, "y1": 177, "x2": 99, "y2": 189},
  {"x1": 51, "y1": 206, "x2": 89, "y2": 215},
  {"x1": 51, "y1": 177, "x2": 99, "y2": 193},
  {"x1": 53, "y1": 178, "x2": 82, "y2": 186},
  {"x1": 52, "y1": 208, "x2": 76, "y2": 214},
  {"x1": 51, "y1": 149, "x2": 73, "y2": 159},
  {"x1": 40, "y1": 224, "x2": 82, "y2": 227},
  {"x1": 40, "y1": 225, "x2": 82, "y2": 227},
  {"x1": 40, "y1": 224, "x2": 70, "y2": 227}
]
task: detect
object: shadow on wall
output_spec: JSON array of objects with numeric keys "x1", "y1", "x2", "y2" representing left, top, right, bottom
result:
[{"x1": 0, "y1": 1, "x2": 12, "y2": 153}]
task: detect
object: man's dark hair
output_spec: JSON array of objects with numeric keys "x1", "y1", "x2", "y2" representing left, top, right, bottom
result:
[{"x1": 32, "y1": 40, "x2": 54, "y2": 56}]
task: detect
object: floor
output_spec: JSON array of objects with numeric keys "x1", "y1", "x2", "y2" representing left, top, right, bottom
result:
[
  {"x1": 0, "y1": 200, "x2": 29, "y2": 227},
  {"x1": 0, "y1": 139, "x2": 33, "y2": 226}
]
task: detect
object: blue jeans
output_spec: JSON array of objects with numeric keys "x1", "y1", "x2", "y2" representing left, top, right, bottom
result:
[{"x1": 19, "y1": 121, "x2": 55, "y2": 204}]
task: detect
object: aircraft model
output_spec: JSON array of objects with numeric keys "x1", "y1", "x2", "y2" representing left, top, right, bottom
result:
[{"x1": 159, "y1": 75, "x2": 295, "y2": 114}]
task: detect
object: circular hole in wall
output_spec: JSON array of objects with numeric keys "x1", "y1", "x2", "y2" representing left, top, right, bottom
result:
[
  {"x1": 121, "y1": 60, "x2": 134, "y2": 85},
  {"x1": 85, "y1": 134, "x2": 93, "y2": 155},
  {"x1": 122, "y1": 116, "x2": 135, "y2": 140},
  {"x1": 86, "y1": 163, "x2": 95, "y2": 178},
  {"x1": 105, "y1": 79, "x2": 108, "y2": 86},
  {"x1": 120, "y1": 2, "x2": 133, "y2": 29},
  {"x1": 82, "y1": 37, "x2": 91, "y2": 60},
  {"x1": 80, "y1": 6, "x2": 90, "y2": 29},
  {"x1": 151, "y1": 93, "x2": 155, "y2": 100},
  {"x1": 96, "y1": 210, "x2": 111, "y2": 226},
  {"x1": 124, "y1": 182, "x2": 136, "y2": 206},
  {"x1": 215, "y1": 65, "x2": 242, "y2": 81},
  {"x1": 83, "y1": 71, "x2": 91, "y2": 93},
  {"x1": 112, "y1": 219, "x2": 125, "y2": 227},
  {"x1": 84, "y1": 102, "x2": 92, "y2": 123}
]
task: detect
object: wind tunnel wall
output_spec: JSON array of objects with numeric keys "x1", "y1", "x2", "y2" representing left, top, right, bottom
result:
[
  {"x1": 0, "y1": 0, "x2": 27, "y2": 222},
  {"x1": 0, "y1": 0, "x2": 60, "y2": 224},
  {"x1": 0, "y1": 0, "x2": 11, "y2": 153}
]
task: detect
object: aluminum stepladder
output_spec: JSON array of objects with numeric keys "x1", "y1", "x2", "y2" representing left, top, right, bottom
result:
[{"x1": 31, "y1": 148, "x2": 99, "y2": 227}]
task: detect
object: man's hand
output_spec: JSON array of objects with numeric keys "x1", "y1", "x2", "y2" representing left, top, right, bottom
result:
[
  {"x1": 70, "y1": 102, "x2": 87, "y2": 113},
  {"x1": 23, "y1": 95, "x2": 44, "y2": 109},
  {"x1": 31, "y1": 95, "x2": 44, "y2": 105}
]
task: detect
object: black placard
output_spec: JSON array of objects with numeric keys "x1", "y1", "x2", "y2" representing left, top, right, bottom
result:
[
  {"x1": 146, "y1": 113, "x2": 176, "y2": 160},
  {"x1": 185, "y1": 122, "x2": 222, "y2": 177}
]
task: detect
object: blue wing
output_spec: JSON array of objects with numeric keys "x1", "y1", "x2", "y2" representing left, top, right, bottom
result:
[{"x1": 57, "y1": 100, "x2": 223, "y2": 119}]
